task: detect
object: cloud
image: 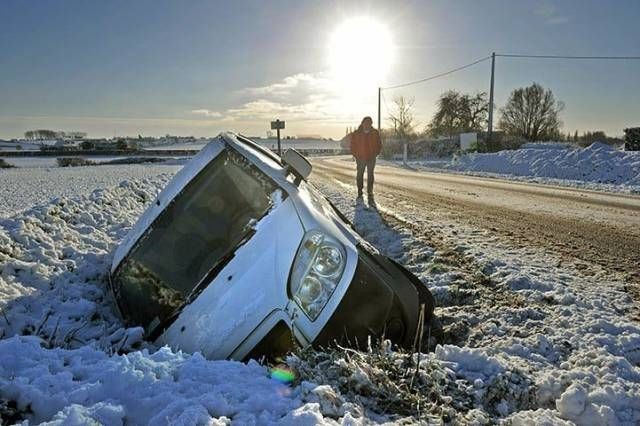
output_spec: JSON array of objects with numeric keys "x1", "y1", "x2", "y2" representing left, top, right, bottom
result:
[
  {"x1": 534, "y1": 2, "x2": 569, "y2": 25},
  {"x1": 226, "y1": 99, "x2": 334, "y2": 122},
  {"x1": 242, "y1": 73, "x2": 332, "y2": 98},
  {"x1": 191, "y1": 72, "x2": 373, "y2": 125},
  {"x1": 191, "y1": 109, "x2": 223, "y2": 118}
]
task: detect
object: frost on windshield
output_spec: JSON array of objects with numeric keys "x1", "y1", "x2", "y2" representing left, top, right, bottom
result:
[{"x1": 113, "y1": 148, "x2": 286, "y2": 334}]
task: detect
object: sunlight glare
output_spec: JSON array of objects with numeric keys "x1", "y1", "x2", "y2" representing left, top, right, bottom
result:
[{"x1": 328, "y1": 17, "x2": 393, "y2": 95}]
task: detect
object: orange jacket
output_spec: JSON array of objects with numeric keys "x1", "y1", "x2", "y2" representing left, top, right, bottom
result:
[{"x1": 350, "y1": 129, "x2": 382, "y2": 161}]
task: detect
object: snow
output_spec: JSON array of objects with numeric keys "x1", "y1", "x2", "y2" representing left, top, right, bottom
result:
[
  {"x1": 520, "y1": 142, "x2": 575, "y2": 150},
  {"x1": 556, "y1": 383, "x2": 587, "y2": 418},
  {"x1": 0, "y1": 141, "x2": 41, "y2": 151},
  {"x1": 1, "y1": 157, "x2": 62, "y2": 168},
  {"x1": 0, "y1": 169, "x2": 342, "y2": 424},
  {"x1": 1, "y1": 156, "x2": 188, "y2": 169},
  {"x1": 311, "y1": 178, "x2": 640, "y2": 424},
  {"x1": 1, "y1": 158, "x2": 639, "y2": 423},
  {"x1": 416, "y1": 142, "x2": 640, "y2": 193},
  {"x1": 0, "y1": 337, "x2": 303, "y2": 425},
  {"x1": 0, "y1": 164, "x2": 182, "y2": 217}
]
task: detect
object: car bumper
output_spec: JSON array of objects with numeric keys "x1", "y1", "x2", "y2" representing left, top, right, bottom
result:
[{"x1": 313, "y1": 246, "x2": 432, "y2": 349}]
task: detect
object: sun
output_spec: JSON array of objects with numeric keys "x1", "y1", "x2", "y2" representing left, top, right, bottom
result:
[{"x1": 328, "y1": 17, "x2": 393, "y2": 94}]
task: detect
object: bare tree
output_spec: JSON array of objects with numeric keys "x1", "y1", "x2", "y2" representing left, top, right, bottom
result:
[
  {"x1": 388, "y1": 96, "x2": 416, "y2": 141},
  {"x1": 24, "y1": 129, "x2": 58, "y2": 140},
  {"x1": 465, "y1": 92, "x2": 489, "y2": 131},
  {"x1": 428, "y1": 91, "x2": 488, "y2": 138},
  {"x1": 499, "y1": 83, "x2": 564, "y2": 141}
]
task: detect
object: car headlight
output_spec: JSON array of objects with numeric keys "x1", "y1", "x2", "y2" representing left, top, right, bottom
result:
[{"x1": 289, "y1": 230, "x2": 346, "y2": 320}]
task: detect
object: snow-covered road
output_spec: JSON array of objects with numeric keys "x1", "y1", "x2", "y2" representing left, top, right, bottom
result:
[{"x1": 312, "y1": 156, "x2": 640, "y2": 303}]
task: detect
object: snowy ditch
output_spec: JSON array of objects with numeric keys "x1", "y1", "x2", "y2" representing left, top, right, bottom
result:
[
  {"x1": 0, "y1": 172, "x2": 638, "y2": 424},
  {"x1": 310, "y1": 178, "x2": 640, "y2": 424}
]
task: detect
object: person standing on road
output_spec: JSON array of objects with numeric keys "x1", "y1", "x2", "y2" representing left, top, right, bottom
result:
[{"x1": 349, "y1": 116, "x2": 382, "y2": 199}]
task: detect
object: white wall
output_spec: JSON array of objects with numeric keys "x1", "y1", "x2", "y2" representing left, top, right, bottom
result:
[{"x1": 460, "y1": 132, "x2": 477, "y2": 151}]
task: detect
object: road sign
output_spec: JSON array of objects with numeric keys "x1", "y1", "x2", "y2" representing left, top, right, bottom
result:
[
  {"x1": 271, "y1": 120, "x2": 285, "y2": 130},
  {"x1": 271, "y1": 119, "x2": 285, "y2": 155}
]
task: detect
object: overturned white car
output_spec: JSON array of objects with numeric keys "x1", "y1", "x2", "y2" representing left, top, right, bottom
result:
[{"x1": 109, "y1": 133, "x2": 435, "y2": 360}]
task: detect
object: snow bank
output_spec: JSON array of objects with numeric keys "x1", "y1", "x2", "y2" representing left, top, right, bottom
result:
[
  {"x1": 520, "y1": 142, "x2": 575, "y2": 150},
  {"x1": 0, "y1": 177, "x2": 341, "y2": 424},
  {"x1": 446, "y1": 142, "x2": 640, "y2": 192},
  {"x1": 0, "y1": 337, "x2": 305, "y2": 424},
  {"x1": 0, "y1": 178, "x2": 170, "y2": 350}
]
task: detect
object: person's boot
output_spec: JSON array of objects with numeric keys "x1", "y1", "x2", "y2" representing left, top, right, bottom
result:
[
  {"x1": 357, "y1": 189, "x2": 363, "y2": 198},
  {"x1": 367, "y1": 191, "x2": 375, "y2": 206}
]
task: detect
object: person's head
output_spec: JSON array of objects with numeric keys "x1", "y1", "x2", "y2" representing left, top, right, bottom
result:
[{"x1": 360, "y1": 116, "x2": 373, "y2": 131}]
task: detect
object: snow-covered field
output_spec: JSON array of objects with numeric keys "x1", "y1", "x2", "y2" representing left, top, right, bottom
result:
[
  {"x1": 0, "y1": 142, "x2": 41, "y2": 152},
  {"x1": 0, "y1": 156, "x2": 187, "y2": 169},
  {"x1": 0, "y1": 165, "x2": 182, "y2": 217},
  {"x1": 412, "y1": 142, "x2": 640, "y2": 194},
  {"x1": 1, "y1": 163, "x2": 639, "y2": 424}
]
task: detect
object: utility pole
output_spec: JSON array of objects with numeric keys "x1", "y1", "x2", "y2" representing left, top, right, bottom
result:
[
  {"x1": 276, "y1": 126, "x2": 281, "y2": 156},
  {"x1": 487, "y1": 52, "x2": 496, "y2": 143},
  {"x1": 377, "y1": 87, "x2": 382, "y2": 131}
]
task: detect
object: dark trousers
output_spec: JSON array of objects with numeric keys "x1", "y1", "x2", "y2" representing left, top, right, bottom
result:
[{"x1": 356, "y1": 157, "x2": 376, "y2": 194}]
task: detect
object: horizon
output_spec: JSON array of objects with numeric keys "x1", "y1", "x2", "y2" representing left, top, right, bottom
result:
[{"x1": 1, "y1": 0, "x2": 639, "y2": 139}]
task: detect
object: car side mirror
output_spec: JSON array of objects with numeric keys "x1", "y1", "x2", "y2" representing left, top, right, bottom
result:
[{"x1": 282, "y1": 149, "x2": 312, "y2": 184}]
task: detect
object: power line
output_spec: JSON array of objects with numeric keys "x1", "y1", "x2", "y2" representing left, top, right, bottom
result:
[
  {"x1": 381, "y1": 55, "x2": 492, "y2": 90},
  {"x1": 496, "y1": 53, "x2": 640, "y2": 60},
  {"x1": 377, "y1": 50, "x2": 640, "y2": 138},
  {"x1": 381, "y1": 52, "x2": 640, "y2": 92}
]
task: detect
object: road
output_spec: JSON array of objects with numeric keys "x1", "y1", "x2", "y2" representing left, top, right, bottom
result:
[{"x1": 310, "y1": 156, "x2": 640, "y2": 299}]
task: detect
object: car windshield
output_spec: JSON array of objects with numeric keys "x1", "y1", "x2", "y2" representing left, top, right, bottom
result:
[{"x1": 113, "y1": 147, "x2": 282, "y2": 334}]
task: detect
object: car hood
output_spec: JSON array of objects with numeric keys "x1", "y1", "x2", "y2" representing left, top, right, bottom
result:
[{"x1": 156, "y1": 196, "x2": 304, "y2": 359}]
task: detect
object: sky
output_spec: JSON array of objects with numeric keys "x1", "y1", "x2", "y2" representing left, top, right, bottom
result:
[{"x1": 0, "y1": 0, "x2": 639, "y2": 139}]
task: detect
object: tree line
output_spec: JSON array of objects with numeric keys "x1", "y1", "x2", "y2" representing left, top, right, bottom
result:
[
  {"x1": 386, "y1": 82, "x2": 619, "y2": 146},
  {"x1": 23, "y1": 130, "x2": 87, "y2": 140}
]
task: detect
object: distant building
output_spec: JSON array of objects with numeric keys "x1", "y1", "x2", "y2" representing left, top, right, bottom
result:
[
  {"x1": 62, "y1": 132, "x2": 87, "y2": 140},
  {"x1": 459, "y1": 132, "x2": 477, "y2": 151},
  {"x1": 126, "y1": 140, "x2": 140, "y2": 150}
]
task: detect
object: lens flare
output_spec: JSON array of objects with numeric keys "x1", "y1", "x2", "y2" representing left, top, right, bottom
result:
[{"x1": 270, "y1": 366, "x2": 296, "y2": 385}]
